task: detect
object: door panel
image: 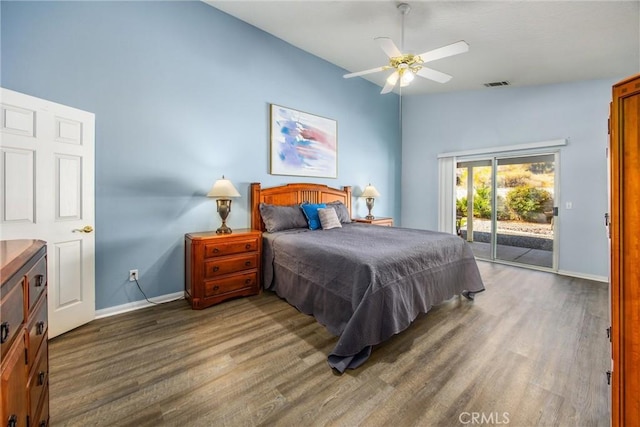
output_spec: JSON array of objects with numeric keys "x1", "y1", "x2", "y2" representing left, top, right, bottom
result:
[
  {"x1": 1, "y1": 148, "x2": 34, "y2": 222},
  {"x1": 55, "y1": 240, "x2": 83, "y2": 308},
  {"x1": 456, "y1": 152, "x2": 557, "y2": 270},
  {"x1": 0, "y1": 87, "x2": 95, "y2": 338},
  {"x1": 56, "y1": 155, "x2": 82, "y2": 220},
  {"x1": 495, "y1": 155, "x2": 555, "y2": 268},
  {"x1": 1, "y1": 103, "x2": 35, "y2": 136}
]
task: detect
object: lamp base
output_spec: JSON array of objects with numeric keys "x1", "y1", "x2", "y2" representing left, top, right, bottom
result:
[
  {"x1": 216, "y1": 199, "x2": 233, "y2": 234},
  {"x1": 365, "y1": 197, "x2": 375, "y2": 220},
  {"x1": 216, "y1": 224, "x2": 233, "y2": 234}
]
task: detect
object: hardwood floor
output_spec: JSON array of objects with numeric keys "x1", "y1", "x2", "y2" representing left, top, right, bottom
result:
[{"x1": 48, "y1": 262, "x2": 610, "y2": 426}]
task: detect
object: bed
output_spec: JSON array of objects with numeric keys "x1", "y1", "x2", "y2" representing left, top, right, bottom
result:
[{"x1": 250, "y1": 182, "x2": 485, "y2": 373}]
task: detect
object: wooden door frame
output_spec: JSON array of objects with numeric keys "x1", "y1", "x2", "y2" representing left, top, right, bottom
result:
[{"x1": 610, "y1": 74, "x2": 640, "y2": 427}]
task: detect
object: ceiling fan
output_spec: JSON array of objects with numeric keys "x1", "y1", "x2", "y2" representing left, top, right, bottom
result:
[{"x1": 343, "y1": 3, "x2": 469, "y2": 94}]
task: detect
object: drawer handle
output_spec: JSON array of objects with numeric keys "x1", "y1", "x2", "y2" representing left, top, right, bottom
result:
[
  {"x1": 35, "y1": 274, "x2": 45, "y2": 287},
  {"x1": 244, "y1": 261, "x2": 252, "y2": 267},
  {"x1": 213, "y1": 285, "x2": 219, "y2": 291},
  {"x1": 8, "y1": 415, "x2": 17, "y2": 427},
  {"x1": 245, "y1": 243, "x2": 251, "y2": 249},
  {"x1": 213, "y1": 266, "x2": 219, "y2": 272},
  {"x1": 245, "y1": 278, "x2": 252, "y2": 285},
  {"x1": 213, "y1": 248, "x2": 220, "y2": 254},
  {"x1": 36, "y1": 321, "x2": 45, "y2": 335},
  {"x1": 38, "y1": 371, "x2": 46, "y2": 386},
  {"x1": 0, "y1": 322, "x2": 9, "y2": 344}
]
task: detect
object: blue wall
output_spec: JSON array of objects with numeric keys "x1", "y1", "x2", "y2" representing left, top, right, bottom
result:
[
  {"x1": 402, "y1": 79, "x2": 617, "y2": 280},
  {"x1": 1, "y1": 1, "x2": 401, "y2": 310}
]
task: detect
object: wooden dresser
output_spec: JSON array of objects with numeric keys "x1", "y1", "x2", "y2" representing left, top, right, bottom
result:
[
  {"x1": 0, "y1": 240, "x2": 49, "y2": 427},
  {"x1": 185, "y1": 230, "x2": 261, "y2": 309},
  {"x1": 609, "y1": 74, "x2": 640, "y2": 427}
]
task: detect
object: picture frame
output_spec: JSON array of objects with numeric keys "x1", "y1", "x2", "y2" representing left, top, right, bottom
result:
[{"x1": 270, "y1": 104, "x2": 337, "y2": 178}]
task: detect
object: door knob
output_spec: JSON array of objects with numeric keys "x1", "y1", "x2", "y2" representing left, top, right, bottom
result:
[{"x1": 73, "y1": 225, "x2": 94, "y2": 233}]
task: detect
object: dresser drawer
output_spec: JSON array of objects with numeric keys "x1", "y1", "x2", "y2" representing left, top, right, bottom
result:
[
  {"x1": 0, "y1": 275, "x2": 24, "y2": 360},
  {"x1": 28, "y1": 338, "x2": 48, "y2": 422},
  {"x1": 27, "y1": 255, "x2": 47, "y2": 311},
  {"x1": 204, "y1": 272, "x2": 257, "y2": 298},
  {"x1": 0, "y1": 329, "x2": 28, "y2": 424},
  {"x1": 33, "y1": 386, "x2": 49, "y2": 427},
  {"x1": 204, "y1": 238, "x2": 258, "y2": 258},
  {"x1": 204, "y1": 254, "x2": 258, "y2": 278},
  {"x1": 27, "y1": 293, "x2": 48, "y2": 367}
]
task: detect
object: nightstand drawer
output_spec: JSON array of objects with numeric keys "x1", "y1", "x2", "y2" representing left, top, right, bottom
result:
[
  {"x1": 26, "y1": 255, "x2": 47, "y2": 311},
  {"x1": 204, "y1": 238, "x2": 258, "y2": 258},
  {"x1": 204, "y1": 272, "x2": 257, "y2": 297},
  {"x1": 204, "y1": 254, "x2": 258, "y2": 278}
]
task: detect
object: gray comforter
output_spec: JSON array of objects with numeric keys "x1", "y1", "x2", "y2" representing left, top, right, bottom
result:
[{"x1": 262, "y1": 223, "x2": 485, "y2": 372}]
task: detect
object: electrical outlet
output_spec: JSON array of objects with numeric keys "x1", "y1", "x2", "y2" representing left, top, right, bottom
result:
[{"x1": 129, "y1": 269, "x2": 138, "y2": 282}]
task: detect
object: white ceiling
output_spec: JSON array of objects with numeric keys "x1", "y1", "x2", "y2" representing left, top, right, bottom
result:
[{"x1": 205, "y1": 0, "x2": 640, "y2": 95}]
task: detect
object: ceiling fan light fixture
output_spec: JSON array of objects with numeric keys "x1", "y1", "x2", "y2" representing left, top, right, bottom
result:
[
  {"x1": 342, "y1": 2, "x2": 468, "y2": 94},
  {"x1": 400, "y1": 70, "x2": 415, "y2": 86}
]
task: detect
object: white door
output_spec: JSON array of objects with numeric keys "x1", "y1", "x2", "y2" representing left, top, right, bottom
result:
[{"x1": 0, "y1": 88, "x2": 95, "y2": 338}]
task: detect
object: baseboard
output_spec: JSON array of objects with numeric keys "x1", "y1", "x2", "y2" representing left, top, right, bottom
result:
[
  {"x1": 557, "y1": 270, "x2": 608, "y2": 283},
  {"x1": 95, "y1": 291, "x2": 185, "y2": 319}
]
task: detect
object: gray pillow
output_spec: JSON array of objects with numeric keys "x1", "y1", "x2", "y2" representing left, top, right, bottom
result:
[
  {"x1": 327, "y1": 200, "x2": 351, "y2": 223},
  {"x1": 259, "y1": 203, "x2": 308, "y2": 233},
  {"x1": 318, "y1": 208, "x2": 342, "y2": 230}
]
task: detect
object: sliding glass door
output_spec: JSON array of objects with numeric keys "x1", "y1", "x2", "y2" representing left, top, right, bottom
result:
[{"x1": 456, "y1": 153, "x2": 557, "y2": 269}]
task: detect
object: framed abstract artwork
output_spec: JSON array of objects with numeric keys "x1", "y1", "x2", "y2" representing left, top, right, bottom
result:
[{"x1": 270, "y1": 104, "x2": 337, "y2": 178}]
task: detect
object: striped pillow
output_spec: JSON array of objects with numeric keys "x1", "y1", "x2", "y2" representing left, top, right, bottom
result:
[{"x1": 318, "y1": 208, "x2": 342, "y2": 230}]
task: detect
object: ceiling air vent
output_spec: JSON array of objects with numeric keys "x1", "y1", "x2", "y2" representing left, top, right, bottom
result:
[{"x1": 483, "y1": 81, "x2": 510, "y2": 88}]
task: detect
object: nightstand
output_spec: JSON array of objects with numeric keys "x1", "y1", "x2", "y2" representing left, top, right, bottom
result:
[
  {"x1": 352, "y1": 217, "x2": 394, "y2": 227},
  {"x1": 185, "y1": 229, "x2": 261, "y2": 309}
]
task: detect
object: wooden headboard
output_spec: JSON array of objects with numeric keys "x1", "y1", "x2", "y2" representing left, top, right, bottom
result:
[{"x1": 250, "y1": 182, "x2": 352, "y2": 231}]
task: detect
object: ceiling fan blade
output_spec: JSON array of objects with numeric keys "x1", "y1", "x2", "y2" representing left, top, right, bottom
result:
[
  {"x1": 343, "y1": 65, "x2": 389, "y2": 79},
  {"x1": 416, "y1": 67, "x2": 452, "y2": 84},
  {"x1": 375, "y1": 37, "x2": 402, "y2": 58},
  {"x1": 380, "y1": 71, "x2": 399, "y2": 94},
  {"x1": 417, "y1": 41, "x2": 469, "y2": 64}
]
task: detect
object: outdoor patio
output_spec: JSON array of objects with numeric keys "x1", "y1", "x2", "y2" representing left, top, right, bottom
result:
[{"x1": 460, "y1": 218, "x2": 553, "y2": 268}]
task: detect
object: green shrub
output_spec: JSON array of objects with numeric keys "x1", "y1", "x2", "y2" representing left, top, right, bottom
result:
[
  {"x1": 456, "y1": 197, "x2": 467, "y2": 216},
  {"x1": 457, "y1": 186, "x2": 493, "y2": 219},
  {"x1": 474, "y1": 186, "x2": 492, "y2": 219},
  {"x1": 496, "y1": 195, "x2": 515, "y2": 220},
  {"x1": 505, "y1": 186, "x2": 553, "y2": 221}
]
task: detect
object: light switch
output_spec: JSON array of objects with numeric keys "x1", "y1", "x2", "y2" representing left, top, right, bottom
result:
[{"x1": 566, "y1": 202, "x2": 573, "y2": 209}]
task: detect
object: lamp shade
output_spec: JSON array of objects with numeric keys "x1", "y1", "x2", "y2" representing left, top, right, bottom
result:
[
  {"x1": 361, "y1": 184, "x2": 380, "y2": 198},
  {"x1": 207, "y1": 176, "x2": 240, "y2": 198}
]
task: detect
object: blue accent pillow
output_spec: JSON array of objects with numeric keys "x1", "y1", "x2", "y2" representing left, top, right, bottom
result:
[{"x1": 300, "y1": 203, "x2": 326, "y2": 230}]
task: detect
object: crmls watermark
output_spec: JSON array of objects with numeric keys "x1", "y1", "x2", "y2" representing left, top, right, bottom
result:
[{"x1": 459, "y1": 412, "x2": 510, "y2": 425}]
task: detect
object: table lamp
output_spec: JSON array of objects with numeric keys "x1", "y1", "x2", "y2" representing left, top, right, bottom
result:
[
  {"x1": 207, "y1": 176, "x2": 241, "y2": 234},
  {"x1": 361, "y1": 184, "x2": 380, "y2": 220}
]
